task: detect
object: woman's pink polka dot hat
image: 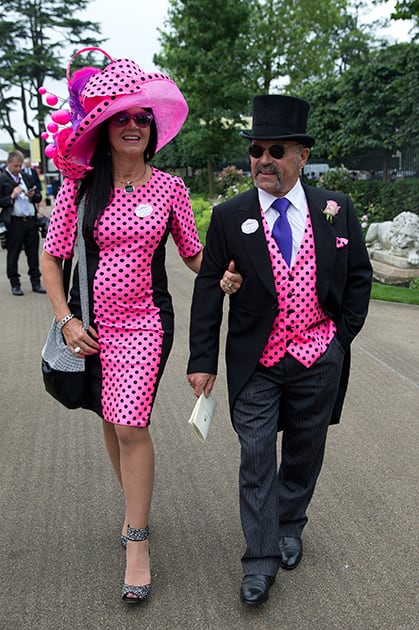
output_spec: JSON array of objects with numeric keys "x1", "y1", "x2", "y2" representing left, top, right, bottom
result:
[{"x1": 48, "y1": 48, "x2": 188, "y2": 179}]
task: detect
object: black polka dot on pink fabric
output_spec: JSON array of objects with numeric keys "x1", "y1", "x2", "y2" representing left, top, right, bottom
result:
[
  {"x1": 44, "y1": 168, "x2": 202, "y2": 426},
  {"x1": 259, "y1": 209, "x2": 336, "y2": 369}
]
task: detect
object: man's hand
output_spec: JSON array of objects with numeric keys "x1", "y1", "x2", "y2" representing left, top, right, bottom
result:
[
  {"x1": 220, "y1": 259, "x2": 243, "y2": 294},
  {"x1": 25, "y1": 186, "x2": 37, "y2": 198},
  {"x1": 187, "y1": 372, "x2": 216, "y2": 397}
]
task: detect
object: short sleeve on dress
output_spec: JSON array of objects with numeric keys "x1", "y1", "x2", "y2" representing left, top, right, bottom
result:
[
  {"x1": 169, "y1": 176, "x2": 202, "y2": 259},
  {"x1": 43, "y1": 178, "x2": 79, "y2": 259}
]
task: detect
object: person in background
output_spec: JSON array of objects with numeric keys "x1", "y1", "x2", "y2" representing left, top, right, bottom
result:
[
  {"x1": 22, "y1": 157, "x2": 42, "y2": 193},
  {"x1": 40, "y1": 49, "x2": 241, "y2": 605},
  {"x1": 0, "y1": 150, "x2": 45, "y2": 295},
  {"x1": 187, "y1": 95, "x2": 372, "y2": 606}
]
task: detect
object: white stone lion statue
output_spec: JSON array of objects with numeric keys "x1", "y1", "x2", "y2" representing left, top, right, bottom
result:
[{"x1": 365, "y1": 211, "x2": 419, "y2": 266}]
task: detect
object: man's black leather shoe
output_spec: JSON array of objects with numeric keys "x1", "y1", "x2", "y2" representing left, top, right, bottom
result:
[
  {"x1": 240, "y1": 574, "x2": 275, "y2": 605},
  {"x1": 279, "y1": 536, "x2": 302, "y2": 570},
  {"x1": 11, "y1": 286, "x2": 24, "y2": 296},
  {"x1": 32, "y1": 283, "x2": 46, "y2": 294}
]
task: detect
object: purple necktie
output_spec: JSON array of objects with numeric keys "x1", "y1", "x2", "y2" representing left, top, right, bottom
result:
[{"x1": 271, "y1": 198, "x2": 292, "y2": 266}]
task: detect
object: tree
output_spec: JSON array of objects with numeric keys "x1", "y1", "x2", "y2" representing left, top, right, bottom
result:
[
  {"x1": 0, "y1": 0, "x2": 103, "y2": 166},
  {"x1": 154, "y1": 0, "x2": 252, "y2": 195},
  {"x1": 299, "y1": 43, "x2": 419, "y2": 179},
  {"x1": 244, "y1": 0, "x2": 375, "y2": 93},
  {"x1": 374, "y1": 0, "x2": 419, "y2": 36},
  {"x1": 154, "y1": 0, "x2": 380, "y2": 193}
]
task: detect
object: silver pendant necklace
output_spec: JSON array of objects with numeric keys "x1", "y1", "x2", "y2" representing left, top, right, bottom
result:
[
  {"x1": 123, "y1": 182, "x2": 135, "y2": 194},
  {"x1": 114, "y1": 165, "x2": 147, "y2": 194}
]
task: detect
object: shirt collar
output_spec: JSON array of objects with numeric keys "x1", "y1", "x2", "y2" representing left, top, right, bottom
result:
[{"x1": 257, "y1": 179, "x2": 306, "y2": 214}]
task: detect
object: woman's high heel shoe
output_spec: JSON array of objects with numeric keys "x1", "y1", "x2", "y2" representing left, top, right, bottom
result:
[
  {"x1": 121, "y1": 526, "x2": 151, "y2": 603},
  {"x1": 121, "y1": 525, "x2": 150, "y2": 550}
]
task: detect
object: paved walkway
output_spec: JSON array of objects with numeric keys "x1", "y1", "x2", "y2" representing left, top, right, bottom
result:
[{"x1": 0, "y1": 242, "x2": 417, "y2": 629}]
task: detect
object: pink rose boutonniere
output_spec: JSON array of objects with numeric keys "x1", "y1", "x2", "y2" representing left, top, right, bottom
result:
[{"x1": 322, "y1": 200, "x2": 341, "y2": 223}]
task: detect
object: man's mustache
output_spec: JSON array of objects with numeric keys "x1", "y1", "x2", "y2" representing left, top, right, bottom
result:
[{"x1": 254, "y1": 165, "x2": 280, "y2": 177}]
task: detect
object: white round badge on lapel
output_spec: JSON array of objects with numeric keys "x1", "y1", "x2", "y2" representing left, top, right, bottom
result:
[
  {"x1": 241, "y1": 219, "x2": 259, "y2": 234},
  {"x1": 135, "y1": 204, "x2": 153, "y2": 218}
]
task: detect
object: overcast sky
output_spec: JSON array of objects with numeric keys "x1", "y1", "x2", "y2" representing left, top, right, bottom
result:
[{"x1": 0, "y1": 0, "x2": 413, "y2": 144}]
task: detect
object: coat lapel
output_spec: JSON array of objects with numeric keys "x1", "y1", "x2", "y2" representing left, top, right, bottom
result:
[
  {"x1": 230, "y1": 185, "x2": 338, "y2": 301},
  {"x1": 232, "y1": 188, "x2": 277, "y2": 297},
  {"x1": 303, "y1": 185, "x2": 337, "y2": 302}
]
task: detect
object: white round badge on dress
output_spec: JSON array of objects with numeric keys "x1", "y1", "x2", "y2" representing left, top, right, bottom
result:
[
  {"x1": 241, "y1": 219, "x2": 259, "y2": 234},
  {"x1": 135, "y1": 204, "x2": 153, "y2": 218}
]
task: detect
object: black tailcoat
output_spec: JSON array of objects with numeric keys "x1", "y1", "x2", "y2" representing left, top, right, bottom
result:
[{"x1": 188, "y1": 184, "x2": 372, "y2": 424}]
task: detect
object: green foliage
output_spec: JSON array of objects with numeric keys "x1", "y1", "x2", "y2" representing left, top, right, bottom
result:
[
  {"x1": 318, "y1": 166, "x2": 354, "y2": 194},
  {"x1": 300, "y1": 43, "x2": 419, "y2": 165},
  {"x1": 183, "y1": 169, "x2": 211, "y2": 196},
  {"x1": 245, "y1": 0, "x2": 374, "y2": 93},
  {"x1": 317, "y1": 167, "x2": 419, "y2": 233},
  {"x1": 391, "y1": 0, "x2": 419, "y2": 31},
  {"x1": 154, "y1": 0, "x2": 380, "y2": 193},
  {"x1": 215, "y1": 165, "x2": 252, "y2": 198},
  {"x1": 155, "y1": 0, "x2": 252, "y2": 193},
  {"x1": 0, "y1": 0, "x2": 103, "y2": 149},
  {"x1": 191, "y1": 196, "x2": 212, "y2": 244},
  {"x1": 350, "y1": 178, "x2": 419, "y2": 222}
]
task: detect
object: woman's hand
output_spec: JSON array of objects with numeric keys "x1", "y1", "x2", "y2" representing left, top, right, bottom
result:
[
  {"x1": 220, "y1": 260, "x2": 243, "y2": 294},
  {"x1": 40, "y1": 251, "x2": 100, "y2": 357},
  {"x1": 61, "y1": 318, "x2": 100, "y2": 357}
]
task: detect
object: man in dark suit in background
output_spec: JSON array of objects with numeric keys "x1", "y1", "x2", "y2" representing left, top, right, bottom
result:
[
  {"x1": 22, "y1": 157, "x2": 42, "y2": 193},
  {"x1": 0, "y1": 150, "x2": 45, "y2": 295},
  {"x1": 187, "y1": 96, "x2": 372, "y2": 605}
]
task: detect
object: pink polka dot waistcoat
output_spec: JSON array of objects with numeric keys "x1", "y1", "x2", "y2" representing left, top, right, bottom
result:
[{"x1": 260, "y1": 207, "x2": 336, "y2": 368}]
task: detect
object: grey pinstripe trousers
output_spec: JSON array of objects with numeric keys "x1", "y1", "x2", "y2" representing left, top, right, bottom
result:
[{"x1": 233, "y1": 336, "x2": 345, "y2": 576}]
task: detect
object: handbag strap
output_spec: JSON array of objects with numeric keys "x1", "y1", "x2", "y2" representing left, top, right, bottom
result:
[{"x1": 76, "y1": 195, "x2": 90, "y2": 331}]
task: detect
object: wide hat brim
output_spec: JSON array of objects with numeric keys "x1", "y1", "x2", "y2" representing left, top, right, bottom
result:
[
  {"x1": 53, "y1": 58, "x2": 188, "y2": 179},
  {"x1": 240, "y1": 94, "x2": 315, "y2": 148}
]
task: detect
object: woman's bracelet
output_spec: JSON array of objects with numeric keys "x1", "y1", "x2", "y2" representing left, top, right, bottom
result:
[{"x1": 57, "y1": 313, "x2": 75, "y2": 330}]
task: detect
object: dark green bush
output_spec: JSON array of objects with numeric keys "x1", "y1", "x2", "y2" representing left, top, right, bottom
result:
[
  {"x1": 183, "y1": 169, "x2": 210, "y2": 196},
  {"x1": 317, "y1": 168, "x2": 419, "y2": 222},
  {"x1": 351, "y1": 178, "x2": 419, "y2": 222}
]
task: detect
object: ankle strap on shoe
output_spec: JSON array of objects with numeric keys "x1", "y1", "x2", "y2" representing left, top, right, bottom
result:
[{"x1": 126, "y1": 525, "x2": 149, "y2": 541}]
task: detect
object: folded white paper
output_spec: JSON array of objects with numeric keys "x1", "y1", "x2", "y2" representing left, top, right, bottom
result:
[{"x1": 188, "y1": 393, "x2": 216, "y2": 442}]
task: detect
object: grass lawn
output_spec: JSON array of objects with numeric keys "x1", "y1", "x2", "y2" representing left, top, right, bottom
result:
[{"x1": 371, "y1": 282, "x2": 419, "y2": 305}]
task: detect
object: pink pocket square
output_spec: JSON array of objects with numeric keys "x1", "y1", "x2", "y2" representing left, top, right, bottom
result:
[{"x1": 336, "y1": 237, "x2": 348, "y2": 248}]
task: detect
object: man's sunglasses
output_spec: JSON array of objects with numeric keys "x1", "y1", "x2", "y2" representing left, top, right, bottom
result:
[
  {"x1": 248, "y1": 144, "x2": 288, "y2": 159},
  {"x1": 109, "y1": 111, "x2": 154, "y2": 128}
]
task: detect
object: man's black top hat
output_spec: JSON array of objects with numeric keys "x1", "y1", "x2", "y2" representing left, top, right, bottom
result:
[{"x1": 240, "y1": 95, "x2": 315, "y2": 147}]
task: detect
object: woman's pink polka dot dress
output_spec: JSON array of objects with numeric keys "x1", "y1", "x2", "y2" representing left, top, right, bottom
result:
[{"x1": 44, "y1": 168, "x2": 202, "y2": 426}]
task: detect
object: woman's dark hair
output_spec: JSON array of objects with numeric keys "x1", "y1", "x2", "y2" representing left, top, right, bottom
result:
[
  {"x1": 77, "y1": 110, "x2": 158, "y2": 245},
  {"x1": 145, "y1": 114, "x2": 158, "y2": 162}
]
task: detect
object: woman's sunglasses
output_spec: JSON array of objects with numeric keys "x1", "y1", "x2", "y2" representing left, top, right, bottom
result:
[
  {"x1": 109, "y1": 111, "x2": 154, "y2": 128},
  {"x1": 248, "y1": 144, "x2": 287, "y2": 159}
]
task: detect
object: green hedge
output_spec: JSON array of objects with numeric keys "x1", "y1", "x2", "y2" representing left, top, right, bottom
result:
[
  {"x1": 351, "y1": 178, "x2": 419, "y2": 222},
  {"x1": 191, "y1": 196, "x2": 212, "y2": 244},
  {"x1": 316, "y1": 168, "x2": 419, "y2": 222},
  {"x1": 191, "y1": 164, "x2": 419, "y2": 248}
]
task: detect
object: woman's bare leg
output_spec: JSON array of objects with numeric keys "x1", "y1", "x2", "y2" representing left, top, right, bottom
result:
[
  {"x1": 115, "y1": 425, "x2": 154, "y2": 594},
  {"x1": 102, "y1": 420, "x2": 128, "y2": 536}
]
